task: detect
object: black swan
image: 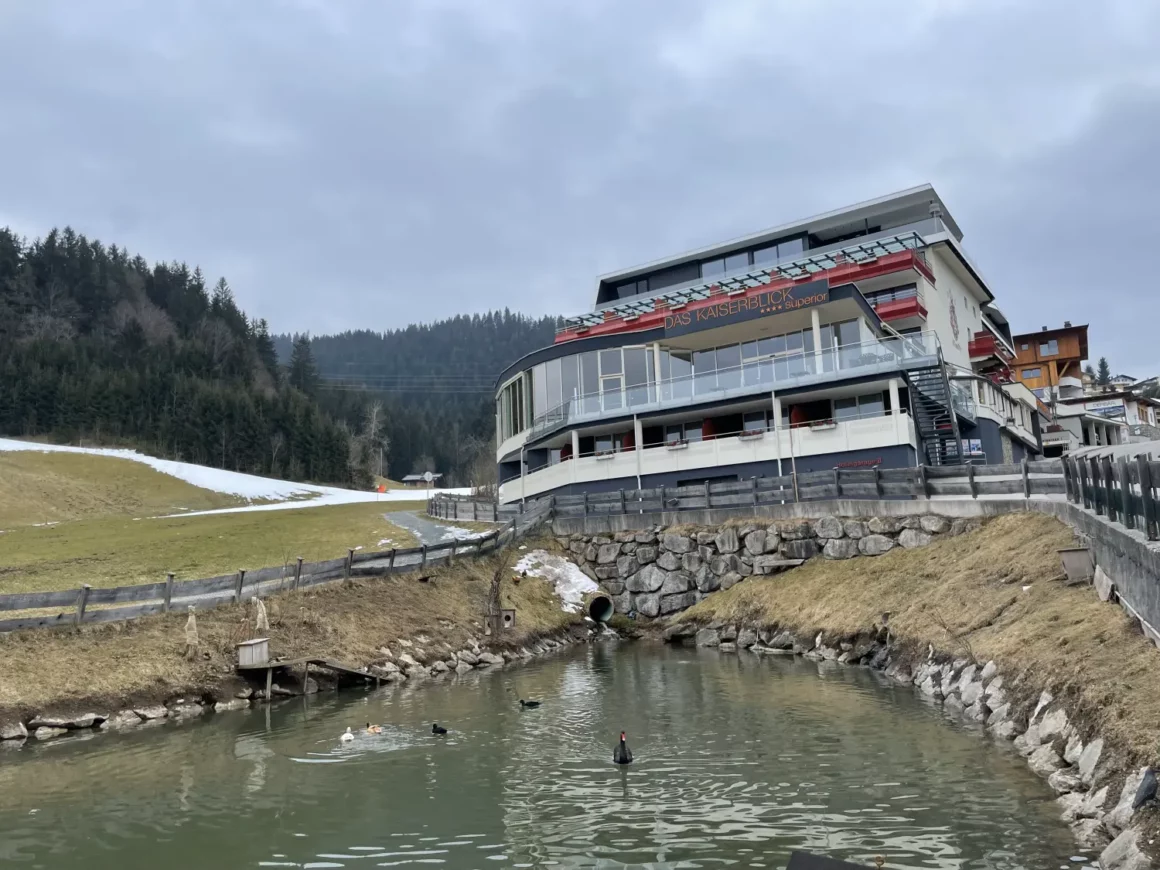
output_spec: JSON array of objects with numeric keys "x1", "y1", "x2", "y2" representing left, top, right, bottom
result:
[{"x1": 613, "y1": 731, "x2": 633, "y2": 765}]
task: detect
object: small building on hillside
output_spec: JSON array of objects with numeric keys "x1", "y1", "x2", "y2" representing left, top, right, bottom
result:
[
  {"x1": 1010, "y1": 322, "x2": 1088, "y2": 402},
  {"x1": 401, "y1": 473, "x2": 443, "y2": 488}
]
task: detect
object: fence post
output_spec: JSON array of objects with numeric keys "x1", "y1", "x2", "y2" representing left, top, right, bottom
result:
[
  {"x1": 345, "y1": 548, "x2": 354, "y2": 582},
  {"x1": 833, "y1": 468, "x2": 840, "y2": 499},
  {"x1": 751, "y1": 476, "x2": 758, "y2": 506},
  {"x1": 473, "y1": 500, "x2": 478, "y2": 522},
  {"x1": 918, "y1": 464, "x2": 929, "y2": 498},
  {"x1": 792, "y1": 468, "x2": 800, "y2": 503},
  {"x1": 1138, "y1": 454, "x2": 1157, "y2": 541},
  {"x1": 968, "y1": 464, "x2": 977, "y2": 499},
  {"x1": 1021, "y1": 457, "x2": 1031, "y2": 499},
  {"x1": 1116, "y1": 458, "x2": 1133, "y2": 529},
  {"x1": 1090, "y1": 456, "x2": 1104, "y2": 515},
  {"x1": 873, "y1": 466, "x2": 881, "y2": 498},
  {"x1": 234, "y1": 569, "x2": 246, "y2": 603},
  {"x1": 1102, "y1": 457, "x2": 1117, "y2": 523},
  {"x1": 703, "y1": 480, "x2": 710, "y2": 511},
  {"x1": 388, "y1": 548, "x2": 397, "y2": 571},
  {"x1": 163, "y1": 572, "x2": 174, "y2": 613},
  {"x1": 1077, "y1": 459, "x2": 1090, "y2": 509},
  {"x1": 294, "y1": 557, "x2": 303, "y2": 591},
  {"x1": 448, "y1": 538, "x2": 456, "y2": 566},
  {"x1": 583, "y1": 491, "x2": 589, "y2": 516},
  {"x1": 420, "y1": 545, "x2": 428, "y2": 569},
  {"x1": 74, "y1": 584, "x2": 91, "y2": 626},
  {"x1": 619, "y1": 489, "x2": 626, "y2": 515}
]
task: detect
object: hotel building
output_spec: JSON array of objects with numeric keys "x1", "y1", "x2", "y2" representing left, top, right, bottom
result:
[{"x1": 495, "y1": 186, "x2": 1046, "y2": 504}]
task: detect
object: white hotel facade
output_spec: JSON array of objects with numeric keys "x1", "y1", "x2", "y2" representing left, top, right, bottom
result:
[{"x1": 495, "y1": 186, "x2": 1046, "y2": 504}]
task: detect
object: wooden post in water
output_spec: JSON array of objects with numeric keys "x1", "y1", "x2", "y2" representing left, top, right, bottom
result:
[
  {"x1": 163, "y1": 573, "x2": 174, "y2": 613},
  {"x1": 74, "y1": 584, "x2": 91, "y2": 626}
]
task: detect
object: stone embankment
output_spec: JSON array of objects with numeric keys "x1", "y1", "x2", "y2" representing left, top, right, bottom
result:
[
  {"x1": 560, "y1": 513, "x2": 979, "y2": 618},
  {"x1": 0, "y1": 628, "x2": 596, "y2": 746},
  {"x1": 665, "y1": 621, "x2": 1153, "y2": 869}
]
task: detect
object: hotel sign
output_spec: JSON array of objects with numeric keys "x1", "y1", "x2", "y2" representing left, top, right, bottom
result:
[{"x1": 663, "y1": 279, "x2": 829, "y2": 338}]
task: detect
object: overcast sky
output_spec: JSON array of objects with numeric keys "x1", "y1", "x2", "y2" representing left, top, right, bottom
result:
[{"x1": 1, "y1": 1, "x2": 1157, "y2": 373}]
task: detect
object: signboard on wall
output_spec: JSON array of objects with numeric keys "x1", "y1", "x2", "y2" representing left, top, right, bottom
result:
[
  {"x1": 1087, "y1": 400, "x2": 1126, "y2": 419},
  {"x1": 961, "y1": 438, "x2": 984, "y2": 456},
  {"x1": 663, "y1": 279, "x2": 829, "y2": 338}
]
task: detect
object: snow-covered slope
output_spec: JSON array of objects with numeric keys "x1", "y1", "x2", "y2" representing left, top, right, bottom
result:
[
  {"x1": 513, "y1": 550, "x2": 598, "y2": 613},
  {"x1": 0, "y1": 438, "x2": 472, "y2": 515}
]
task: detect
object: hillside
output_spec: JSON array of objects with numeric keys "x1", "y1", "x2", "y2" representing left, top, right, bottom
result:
[
  {"x1": 275, "y1": 312, "x2": 558, "y2": 485},
  {"x1": 0, "y1": 226, "x2": 357, "y2": 486}
]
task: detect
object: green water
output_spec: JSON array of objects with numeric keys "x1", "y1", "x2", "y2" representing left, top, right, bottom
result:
[{"x1": 0, "y1": 643, "x2": 1087, "y2": 869}]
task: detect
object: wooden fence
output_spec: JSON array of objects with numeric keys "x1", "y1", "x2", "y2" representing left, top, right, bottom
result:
[
  {"x1": 0, "y1": 504, "x2": 553, "y2": 635},
  {"x1": 1063, "y1": 453, "x2": 1160, "y2": 541},
  {"x1": 541, "y1": 459, "x2": 1065, "y2": 518}
]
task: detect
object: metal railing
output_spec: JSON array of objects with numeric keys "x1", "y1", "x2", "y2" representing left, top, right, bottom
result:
[{"x1": 529, "y1": 332, "x2": 941, "y2": 440}]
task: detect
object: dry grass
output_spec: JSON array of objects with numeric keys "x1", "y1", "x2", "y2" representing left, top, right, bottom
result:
[
  {"x1": 0, "y1": 451, "x2": 247, "y2": 528},
  {"x1": 677, "y1": 513, "x2": 1160, "y2": 762},
  {"x1": 0, "y1": 546, "x2": 580, "y2": 717},
  {"x1": 0, "y1": 502, "x2": 419, "y2": 594}
]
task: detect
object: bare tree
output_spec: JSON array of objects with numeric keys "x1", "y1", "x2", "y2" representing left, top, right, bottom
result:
[{"x1": 270, "y1": 431, "x2": 285, "y2": 472}]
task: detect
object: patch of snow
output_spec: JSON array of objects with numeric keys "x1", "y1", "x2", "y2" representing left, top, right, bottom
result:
[
  {"x1": 0, "y1": 438, "x2": 474, "y2": 516},
  {"x1": 513, "y1": 550, "x2": 598, "y2": 613}
]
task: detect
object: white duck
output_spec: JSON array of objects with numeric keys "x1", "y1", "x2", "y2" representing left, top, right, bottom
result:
[{"x1": 340, "y1": 727, "x2": 354, "y2": 743}]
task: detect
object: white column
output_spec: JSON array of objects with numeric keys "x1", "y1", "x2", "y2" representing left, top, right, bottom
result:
[
  {"x1": 772, "y1": 394, "x2": 783, "y2": 429},
  {"x1": 652, "y1": 343, "x2": 663, "y2": 403},
  {"x1": 889, "y1": 378, "x2": 901, "y2": 417},
  {"x1": 811, "y1": 309, "x2": 823, "y2": 372},
  {"x1": 571, "y1": 430, "x2": 580, "y2": 483},
  {"x1": 634, "y1": 415, "x2": 643, "y2": 490},
  {"x1": 772, "y1": 392, "x2": 784, "y2": 482},
  {"x1": 520, "y1": 447, "x2": 526, "y2": 504}
]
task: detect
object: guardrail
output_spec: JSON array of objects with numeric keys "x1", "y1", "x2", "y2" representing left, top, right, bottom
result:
[
  {"x1": 1063, "y1": 453, "x2": 1160, "y2": 541},
  {"x1": 0, "y1": 504, "x2": 554, "y2": 635},
  {"x1": 426, "y1": 493, "x2": 531, "y2": 523},
  {"x1": 543, "y1": 459, "x2": 1064, "y2": 517}
]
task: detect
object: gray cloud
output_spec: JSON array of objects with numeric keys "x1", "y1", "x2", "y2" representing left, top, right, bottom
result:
[{"x1": 0, "y1": 0, "x2": 1157, "y2": 373}]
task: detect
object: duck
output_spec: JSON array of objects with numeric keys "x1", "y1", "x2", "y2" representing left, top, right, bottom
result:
[
  {"x1": 340, "y1": 727, "x2": 354, "y2": 743},
  {"x1": 432, "y1": 723, "x2": 448, "y2": 735},
  {"x1": 519, "y1": 699, "x2": 541, "y2": 709},
  {"x1": 613, "y1": 731, "x2": 633, "y2": 765},
  {"x1": 366, "y1": 722, "x2": 383, "y2": 735}
]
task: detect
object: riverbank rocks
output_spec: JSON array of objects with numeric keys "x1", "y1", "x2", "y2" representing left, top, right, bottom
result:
[
  {"x1": 0, "y1": 720, "x2": 28, "y2": 740},
  {"x1": 135, "y1": 706, "x2": 169, "y2": 720},
  {"x1": 564, "y1": 514, "x2": 961, "y2": 618}
]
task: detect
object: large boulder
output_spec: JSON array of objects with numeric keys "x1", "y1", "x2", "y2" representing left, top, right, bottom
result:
[
  {"x1": 584, "y1": 543, "x2": 599, "y2": 562},
  {"x1": 634, "y1": 593, "x2": 662, "y2": 618},
  {"x1": 34, "y1": 727, "x2": 68, "y2": 740},
  {"x1": 720, "y1": 572, "x2": 744, "y2": 591},
  {"x1": 858, "y1": 534, "x2": 895, "y2": 556},
  {"x1": 898, "y1": 529, "x2": 932, "y2": 549},
  {"x1": 867, "y1": 516, "x2": 903, "y2": 534},
  {"x1": 477, "y1": 652, "x2": 504, "y2": 667},
  {"x1": 656, "y1": 551, "x2": 682, "y2": 571},
  {"x1": 736, "y1": 628, "x2": 759, "y2": 649},
  {"x1": 594, "y1": 565, "x2": 619, "y2": 581},
  {"x1": 105, "y1": 710, "x2": 144, "y2": 729},
  {"x1": 709, "y1": 554, "x2": 738, "y2": 576},
  {"x1": 636, "y1": 545, "x2": 657, "y2": 565},
  {"x1": 843, "y1": 520, "x2": 867, "y2": 539},
  {"x1": 753, "y1": 554, "x2": 789, "y2": 574},
  {"x1": 695, "y1": 628, "x2": 721, "y2": 647},
  {"x1": 715, "y1": 527, "x2": 740, "y2": 554},
  {"x1": 695, "y1": 567, "x2": 720, "y2": 593},
  {"x1": 822, "y1": 539, "x2": 859, "y2": 560},
  {"x1": 0, "y1": 721, "x2": 28, "y2": 740},
  {"x1": 812, "y1": 516, "x2": 844, "y2": 539},
  {"x1": 1037, "y1": 708, "x2": 1069, "y2": 741},
  {"x1": 660, "y1": 571, "x2": 693, "y2": 595},
  {"x1": 611, "y1": 591, "x2": 633, "y2": 613},
  {"x1": 1100, "y1": 828, "x2": 1151, "y2": 870},
  {"x1": 950, "y1": 517, "x2": 983, "y2": 537},
  {"x1": 778, "y1": 522, "x2": 813, "y2": 541},
  {"x1": 1078, "y1": 738, "x2": 1104, "y2": 784},
  {"x1": 660, "y1": 592, "x2": 698, "y2": 614},
  {"x1": 781, "y1": 539, "x2": 819, "y2": 560},
  {"x1": 604, "y1": 580, "x2": 626, "y2": 596},
  {"x1": 616, "y1": 555, "x2": 639, "y2": 577},
  {"x1": 743, "y1": 530, "x2": 766, "y2": 556},
  {"x1": 635, "y1": 530, "x2": 658, "y2": 545},
  {"x1": 596, "y1": 543, "x2": 621, "y2": 564},
  {"x1": 919, "y1": 515, "x2": 951, "y2": 534},
  {"x1": 1027, "y1": 744, "x2": 1065, "y2": 777},
  {"x1": 134, "y1": 706, "x2": 169, "y2": 721},
  {"x1": 1105, "y1": 767, "x2": 1151, "y2": 835},
  {"x1": 763, "y1": 532, "x2": 781, "y2": 553},
  {"x1": 626, "y1": 564, "x2": 668, "y2": 593},
  {"x1": 662, "y1": 533, "x2": 694, "y2": 554},
  {"x1": 681, "y1": 552, "x2": 703, "y2": 573}
]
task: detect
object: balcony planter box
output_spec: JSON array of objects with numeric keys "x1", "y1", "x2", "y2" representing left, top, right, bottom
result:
[
  {"x1": 738, "y1": 430, "x2": 765, "y2": 441},
  {"x1": 665, "y1": 440, "x2": 689, "y2": 451},
  {"x1": 808, "y1": 420, "x2": 838, "y2": 431},
  {"x1": 594, "y1": 450, "x2": 617, "y2": 461}
]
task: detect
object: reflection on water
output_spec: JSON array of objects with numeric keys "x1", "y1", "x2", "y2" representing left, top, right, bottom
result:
[{"x1": 0, "y1": 644, "x2": 1083, "y2": 869}]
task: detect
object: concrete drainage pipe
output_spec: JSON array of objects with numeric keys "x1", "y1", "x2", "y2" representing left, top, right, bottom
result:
[{"x1": 586, "y1": 594, "x2": 614, "y2": 624}]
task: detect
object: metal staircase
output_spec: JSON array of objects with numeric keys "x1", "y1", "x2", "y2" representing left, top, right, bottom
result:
[{"x1": 905, "y1": 350, "x2": 964, "y2": 466}]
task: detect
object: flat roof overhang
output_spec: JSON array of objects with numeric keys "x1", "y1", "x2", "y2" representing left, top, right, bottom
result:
[{"x1": 596, "y1": 184, "x2": 962, "y2": 288}]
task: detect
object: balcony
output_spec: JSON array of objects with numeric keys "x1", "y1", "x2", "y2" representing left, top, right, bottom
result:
[
  {"x1": 526, "y1": 332, "x2": 942, "y2": 443},
  {"x1": 501, "y1": 410, "x2": 918, "y2": 503},
  {"x1": 968, "y1": 330, "x2": 1014, "y2": 363},
  {"x1": 864, "y1": 284, "x2": 927, "y2": 329}
]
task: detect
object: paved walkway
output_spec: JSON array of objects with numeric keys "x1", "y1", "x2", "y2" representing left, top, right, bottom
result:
[{"x1": 385, "y1": 511, "x2": 486, "y2": 546}]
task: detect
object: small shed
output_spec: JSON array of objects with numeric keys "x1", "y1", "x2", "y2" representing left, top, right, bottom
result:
[
  {"x1": 402, "y1": 473, "x2": 443, "y2": 488},
  {"x1": 236, "y1": 638, "x2": 270, "y2": 667}
]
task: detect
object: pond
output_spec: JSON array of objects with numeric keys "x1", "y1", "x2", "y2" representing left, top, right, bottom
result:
[{"x1": 0, "y1": 643, "x2": 1086, "y2": 869}]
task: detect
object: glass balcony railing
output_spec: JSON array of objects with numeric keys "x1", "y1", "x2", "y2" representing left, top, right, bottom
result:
[{"x1": 528, "y1": 331, "x2": 941, "y2": 439}]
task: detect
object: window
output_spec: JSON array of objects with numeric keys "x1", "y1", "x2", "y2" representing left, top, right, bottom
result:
[
  {"x1": 664, "y1": 421, "x2": 702, "y2": 443},
  {"x1": 743, "y1": 411, "x2": 768, "y2": 432},
  {"x1": 1020, "y1": 343, "x2": 1029, "y2": 351},
  {"x1": 580, "y1": 352, "x2": 600, "y2": 414},
  {"x1": 1039, "y1": 340, "x2": 1059, "y2": 356},
  {"x1": 623, "y1": 347, "x2": 652, "y2": 407},
  {"x1": 752, "y1": 244, "x2": 778, "y2": 266},
  {"x1": 599, "y1": 349, "x2": 623, "y2": 412},
  {"x1": 701, "y1": 258, "x2": 725, "y2": 278},
  {"x1": 833, "y1": 393, "x2": 886, "y2": 422},
  {"x1": 1022, "y1": 367, "x2": 1042, "y2": 379},
  {"x1": 715, "y1": 343, "x2": 742, "y2": 390},
  {"x1": 693, "y1": 348, "x2": 717, "y2": 394},
  {"x1": 724, "y1": 252, "x2": 749, "y2": 273},
  {"x1": 660, "y1": 349, "x2": 692, "y2": 401}
]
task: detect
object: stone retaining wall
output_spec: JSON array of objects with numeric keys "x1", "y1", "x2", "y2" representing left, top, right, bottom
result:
[
  {"x1": 665, "y1": 621, "x2": 1153, "y2": 867},
  {"x1": 557, "y1": 513, "x2": 981, "y2": 618}
]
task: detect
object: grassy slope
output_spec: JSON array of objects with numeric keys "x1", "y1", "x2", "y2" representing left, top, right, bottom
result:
[
  {"x1": 0, "y1": 451, "x2": 246, "y2": 528},
  {"x1": 0, "y1": 502, "x2": 423, "y2": 594},
  {"x1": 677, "y1": 513, "x2": 1160, "y2": 764},
  {"x1": 0, "y1": 545, "x2": 577, "y2": 714}
]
